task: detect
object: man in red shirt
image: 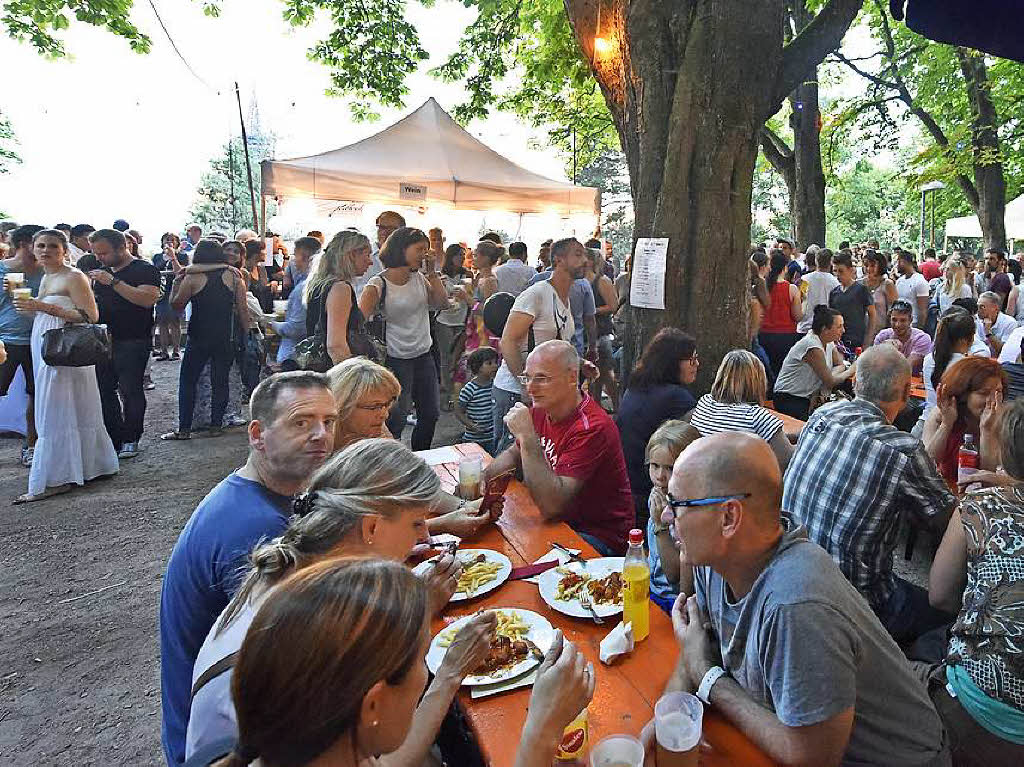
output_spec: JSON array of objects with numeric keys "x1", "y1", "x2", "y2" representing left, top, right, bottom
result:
[{"x1": 483, "y1": 339, "x2": 634, "y2": 554}]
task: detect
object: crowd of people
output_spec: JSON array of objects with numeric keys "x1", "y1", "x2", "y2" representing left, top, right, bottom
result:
[{"x1": 2, "y1": 215, "x2": 1022, "y2": 766}]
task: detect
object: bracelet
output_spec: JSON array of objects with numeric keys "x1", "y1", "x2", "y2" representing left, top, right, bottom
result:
[{"x1": 696, "y1": 665, "x2": 727, "y2": 705}]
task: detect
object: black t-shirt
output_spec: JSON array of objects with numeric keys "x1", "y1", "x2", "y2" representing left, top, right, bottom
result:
[
  {"x1": 829, "y1": 282, "x2": 873, "y2": 348},
  {"x1": 76, "y1": 253, "x2": 102, "y2": 273},
  {"x1": 93, "y1": 259, "x2": 162, "y2": 341}
]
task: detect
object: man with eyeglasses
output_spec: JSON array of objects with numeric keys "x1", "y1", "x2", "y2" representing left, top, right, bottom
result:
[
  {"x1": 492, "y1": 238, "x2": 588, "y2": 453},
  {"x1": 656, "y1": 431, "x2": 949, "y2": 767},
  {"x1": 484, "y1": 340, "x2": 633, "y2": 556}
]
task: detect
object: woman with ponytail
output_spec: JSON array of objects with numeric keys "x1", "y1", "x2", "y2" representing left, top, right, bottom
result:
[
  {"x1": 915, "y1": 308, "x2": 979, "y2": 435},
  {"x1": 772, "y1": 305, "x2": 855, "y2": 421},
  {"x1": 196, "y1": 558, "x2": 595, "y2": 767},
  {"x1": 756, "y1": 248, "x2": 803, "y2": 377},
  {"x1": 184, "y1": 439, "x2": 473, "y2": 763}
]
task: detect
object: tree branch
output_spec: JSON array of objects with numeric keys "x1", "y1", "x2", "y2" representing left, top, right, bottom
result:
[
  {"x1": 832, "y1": 50, "x2": 899, "y2": 91},
  {"x1": 776, "y1": 0, "x2": 864, "y2": 104}
]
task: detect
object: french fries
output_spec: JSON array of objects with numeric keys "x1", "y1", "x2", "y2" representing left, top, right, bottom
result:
[
  {"x1": 438, "y1": 609, "x2": 529, "y2": 648},
  {"x1": 455, "y1": 555, "x2": 503, "y2": 596}
]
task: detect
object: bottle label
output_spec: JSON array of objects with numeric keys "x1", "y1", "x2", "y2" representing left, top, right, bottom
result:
[
  {"x1": 555, "y1": 708, "x2": 588, "y2": 760},
  {"x1": 958, "y1": 450, "x2": 979, "y2": 469}
]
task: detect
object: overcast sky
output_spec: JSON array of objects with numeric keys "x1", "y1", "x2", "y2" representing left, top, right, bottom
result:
[{"x1": 0, "y1": 0, "x2": 572, "y2": 247}]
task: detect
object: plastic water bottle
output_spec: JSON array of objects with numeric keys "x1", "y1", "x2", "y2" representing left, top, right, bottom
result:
[
  {"x1": 623, "y1": 529, "x2": 650, "y2": 642},
  {"x1": 958, "y1": 434, "x2": 979, "y2": 484}
]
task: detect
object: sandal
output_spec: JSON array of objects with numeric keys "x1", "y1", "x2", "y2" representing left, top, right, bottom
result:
[
  {"x1": 14, "y1": 484, "x2": 74, "y2": 504},
  {"x1": 171, "y1": 351, "x2": 181, "y2": 360},
  {"x1": 160, "y1": 431, "x2": 191, "y2": 441},
  {"x1": 154, "y1": 353, "x2": 170, "y2": 361}
]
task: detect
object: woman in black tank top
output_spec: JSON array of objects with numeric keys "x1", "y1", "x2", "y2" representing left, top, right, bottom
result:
[{"x1": 162, "y1": 240, "x2": 247, "y2": 440}]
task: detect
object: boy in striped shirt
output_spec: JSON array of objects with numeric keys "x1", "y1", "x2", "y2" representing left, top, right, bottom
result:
[{"x1": 457, "y1": 347, "x2": 499, "y2": 453}]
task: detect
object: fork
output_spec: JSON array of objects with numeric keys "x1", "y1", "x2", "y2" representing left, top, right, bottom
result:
[{"x1": 578, "y1": 587, "x2": 604, "y2": 625}]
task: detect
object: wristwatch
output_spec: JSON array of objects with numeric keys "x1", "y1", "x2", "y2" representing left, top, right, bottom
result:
[
  {"x1": 111, "y1": 276, "x2": 122, "y2": 287},
  {"x1": 697, "y1": 665, "x2": 727, "y2": 705}
]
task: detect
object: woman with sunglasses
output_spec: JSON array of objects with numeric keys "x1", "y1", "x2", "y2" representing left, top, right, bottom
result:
[{"x1": 616, "y1": 328, "x2": 699, "y2": 529}]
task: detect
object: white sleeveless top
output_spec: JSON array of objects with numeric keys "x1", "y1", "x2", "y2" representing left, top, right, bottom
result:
[{"x1": 371, "y1": 272, "x2": 433, "y2": 359}]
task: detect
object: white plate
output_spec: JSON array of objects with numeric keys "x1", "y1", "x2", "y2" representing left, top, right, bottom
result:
[
  {"x1": 537, "y1": 557, "x2": 625, "y2": 619},
  {"x1": 427, "y1": 608, "x2": 554, "y2": 686},
  {"x1": 412, "y1": 548, "x2": 512, "y2": 602}
]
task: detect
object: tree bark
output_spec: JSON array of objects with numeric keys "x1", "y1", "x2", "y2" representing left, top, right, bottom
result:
[
  {"x1": 957, "y1": 47, "x2": 1006, "y2": 252},
  {"x1": 789, "y1": 74, "x2": 827, "y2": 249},
  {"x1": 565, "y1": 0, "x2": 861, "y2": 389}
]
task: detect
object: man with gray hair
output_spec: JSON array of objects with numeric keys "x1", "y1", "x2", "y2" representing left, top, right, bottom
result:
[
  {"x1": 976, "y1": 291, "x2": 1016, "y2": 357},
  {"x1": 783, "y1": 345, "x2": 957, "y2": 646},
  {"x1": 484, "y1": 339, "x2": 633, "y2": 555}
]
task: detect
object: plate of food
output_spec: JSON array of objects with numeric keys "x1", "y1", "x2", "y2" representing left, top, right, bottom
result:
[
  {"x1": 426, "y1": 608, "x2": 554, "y2": 686},
  {"x1": 413, "y1": 549, "x2": 512, "y2": 602},
  {"x1": 537, "y1": 557, "x2": 625, "y2": 619}
]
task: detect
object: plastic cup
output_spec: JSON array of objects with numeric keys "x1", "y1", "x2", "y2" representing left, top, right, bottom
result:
[
  {"x1": 6, "y1": 272, "x2": 24, "y2": 290},
  {"x1": 273, "y1": 299, "x2": 288, "y2": 319},
  {"x1": 458, "y1": 456, "x2": 483, "y2": 500},
  {"x1": 589, "y1": 734, "x2": 644, "y2": 767},
  {"x1": 654, "y1": 692, "x2": 703, "y2": 767}
]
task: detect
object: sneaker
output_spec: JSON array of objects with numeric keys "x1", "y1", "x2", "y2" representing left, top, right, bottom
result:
[
  {"x1": 118, "y1": 442, "x2": 139, "y2": 459},
  {"x1": 20, "y1": 446, "x2": 34, "y2": 467},
  {"x1": 144, "y1": 377, "x2": 156, "y2": 391},
  {"x1": 223, "y1": 414, "x2": 248, "y2": 428},
  {"x1": 406, "y1": 413, "x2": 418, "y2": 426}
]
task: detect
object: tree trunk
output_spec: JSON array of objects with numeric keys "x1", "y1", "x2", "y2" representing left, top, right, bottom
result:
[
  {"x1": 789, "y1": 75, "x2": 826, "y2": 249},
  {"x1": 564, "y1": 0, "x2": 861, "y2": 390},
  {"x1": 957, "y1": 48, "x2": 1006, "y2": 252}
]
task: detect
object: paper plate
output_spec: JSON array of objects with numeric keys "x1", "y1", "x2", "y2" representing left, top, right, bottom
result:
[
  {"x1": 426, "y1": 608, "x2": 554, "y2": 686},
  {"x1": 537, "y1": 557, "x2": 625, "y2": 619}
]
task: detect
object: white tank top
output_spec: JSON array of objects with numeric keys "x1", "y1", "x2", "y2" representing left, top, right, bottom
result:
[{"x1": 372, "y1": 272, "x2": 433, "y2": 359}]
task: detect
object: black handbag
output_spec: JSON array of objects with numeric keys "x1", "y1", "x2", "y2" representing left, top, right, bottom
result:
[
  {"x1": 41, "y1": 308, "x2": 112, "y2": 367},
  {"x1": 295, "y1": 282, "x2": 378, "y2": 372}
]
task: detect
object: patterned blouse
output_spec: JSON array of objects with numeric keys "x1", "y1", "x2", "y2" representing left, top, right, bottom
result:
[{"x1": 947, "y1": 485, "x2": 1024, "y2": 711}]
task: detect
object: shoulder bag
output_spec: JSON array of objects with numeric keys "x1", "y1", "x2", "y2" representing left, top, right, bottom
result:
[{"x1": 42, "y1": 307, "x2": 112, "y2": 367}]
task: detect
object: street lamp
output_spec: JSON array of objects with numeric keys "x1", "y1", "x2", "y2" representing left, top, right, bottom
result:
[{"x1": 919, "y1": 180, "x2": 945, "y2": 253}]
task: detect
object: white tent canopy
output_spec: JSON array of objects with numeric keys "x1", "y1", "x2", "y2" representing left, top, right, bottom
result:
[
  {"x1": 260, "y1": 98, "x2": 599, "y2": 216},
  {"x1": 944, "y1": 193, "x2": 1024, "y2": 240}
]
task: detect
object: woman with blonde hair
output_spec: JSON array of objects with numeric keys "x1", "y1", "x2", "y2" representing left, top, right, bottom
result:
[
  {"x1": 186, "y1": 439, "x2": 472, "y2": 762},
  {"x1": 304, "y1": 229, "x2": 377, "y2": 366},
  {"x1": 199, "y1": 558, "x2": 595, "y2": 767},
  {"x1": 326, "y1": 356, "x2": 400, "y2": 451},
  {"x1": 687, "y1": 349, "x2": 794, "y2": 470},
  {"x1": 937, "y1": 257, "x2": 974, "y2": 314}
]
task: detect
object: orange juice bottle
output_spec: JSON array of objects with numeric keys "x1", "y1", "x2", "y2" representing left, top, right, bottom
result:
[{"x1": 623, "y1": 528, "x2": 650, "y2": 641}]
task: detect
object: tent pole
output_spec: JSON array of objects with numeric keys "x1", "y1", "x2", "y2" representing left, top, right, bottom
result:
[
  {"x1": 260, "y1": 193, "x2": 267, "y2": 240},
  {"x1": 235, "y1": 81, "x2": 259, "y2": 231}
]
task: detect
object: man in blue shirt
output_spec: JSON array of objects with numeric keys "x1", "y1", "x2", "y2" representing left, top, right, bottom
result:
[
  {"x1": 0, "y1": 224, "x2": 45, "y2": 467},
  {"x1": 159, "y1": 371, "x2": 337, "y2": 766},
  {"x1": 271, "y1": 236, "x2": 320, "y2": 363}
]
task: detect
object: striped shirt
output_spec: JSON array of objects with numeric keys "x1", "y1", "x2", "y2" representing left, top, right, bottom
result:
[
  {"x1": 782, "y1": 398, "x2": 955, "y2": 611},
  {"x1": 458, "y1": 379, "x2": 494, "y2": 445},
  {"x1": 689, "y1": 394, "x2": 783, "y2": 442}
]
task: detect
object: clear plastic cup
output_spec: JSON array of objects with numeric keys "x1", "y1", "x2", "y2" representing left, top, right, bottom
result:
[
  {"x1": 589, "y1": 734, "x2": 644, "y2": 767},
  {"x1": 458, "y1": 456, "x2": 483, "y2": 500},
  {"x1": 272, "y1": 300, "x2": 288, "y2": 318},
  {"x1": 654, "y1": 691, "x2": 703, "y2": 767},
  {"x1": 6, "y1": 272, "x2": 24, "y2": 290}
]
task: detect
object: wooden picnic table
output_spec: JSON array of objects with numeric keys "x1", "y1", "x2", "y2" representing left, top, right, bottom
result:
[
  {"x1": 910, "y1": 375, "x2": 926, "y2": 401},
  {"x1": 420, "y1": 442, "x2": 775, "y2": 767}
]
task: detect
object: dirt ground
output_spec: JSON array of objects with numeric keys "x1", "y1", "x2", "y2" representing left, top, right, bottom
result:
[
  {"x1": 0, "y1": 357, "x2": 465, "y2": 766},
  {"x1": 0, "y1": 357, "x2": 931, "y2": 766}
]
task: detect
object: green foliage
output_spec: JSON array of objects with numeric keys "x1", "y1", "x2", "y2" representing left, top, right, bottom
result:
[
  {"x1": 751, "y1": 152, "x2": 792, "y2": 245},
  {"x1": 188, "y1": 122, "x2": 277, "y2": 233},
  {"x1": 0, "y1": 109, "x2": 19, "y2": 175},
  {"x1": 2, "y1": 0, "x2": 151, "y2": 57},
  {"x1": 576, "y1": 150, "x2": 633, "y2": 259}
]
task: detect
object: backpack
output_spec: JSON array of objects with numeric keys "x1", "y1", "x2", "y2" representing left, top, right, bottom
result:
[{"x1": 482, "y1": 291, "x2": 535, "y2": 351}]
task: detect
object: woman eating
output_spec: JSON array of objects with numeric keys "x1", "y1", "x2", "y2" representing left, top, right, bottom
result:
[
  {"x1": 12, "y1": 229, "x2": 119, "y2": 503},
  {"x1": 687, "y1": 349, "x2": 793, "y2": 470},
  {"x1": 616, "y1": 328, "x2": 699, "y2": 527},
  {"x1": 193, "y1": 558, "x2": 595, "y2": 767},
  {"x1": 185, "y1": 438, "x2": 473, "y2": 761},
  {"x1": 921, "y1": 356, "x2": 1005, "y2": 487},
  {"x1": 926, "y1": 399, "x2": 1024, "y2": 765},
  {"x1": 305, "y1": 229, "x2": 377, "y2": 365},
  {"x1": 358, "y1": 228, "x2": 448, "y2": 450},
  {"x1": 772, "y1": 305, "x2": 855, "y2": 421}
]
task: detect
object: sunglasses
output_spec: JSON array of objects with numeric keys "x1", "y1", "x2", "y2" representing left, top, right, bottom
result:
[{"x1": 660, "y1": 492, "x2": 751, "y2": 524}]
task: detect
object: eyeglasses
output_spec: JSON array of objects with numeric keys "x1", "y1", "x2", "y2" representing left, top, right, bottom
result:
[
  {"x1": 355, "y1": 398, "x2": 396, "y2": 412},
  {"x1": 660, "y1": 492, "x2": 751, "y2": 523},
  {"x1": 517, "y1": 374, "x2": 553, "y2": 387}
]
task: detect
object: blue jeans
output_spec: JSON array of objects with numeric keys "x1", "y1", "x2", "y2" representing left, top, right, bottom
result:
[
  {"x1": 178, "y1": 338, "x2": 234, "y2": 432},
  {"x1": 491, "y1": 386, "x2": 521, "y2": 454},
  {"x1": 877, "y1": 576, "x2": 955, "y2": 647},
  {"x1": 385, "y1": 352, "x2": 440, "y2": 451}
]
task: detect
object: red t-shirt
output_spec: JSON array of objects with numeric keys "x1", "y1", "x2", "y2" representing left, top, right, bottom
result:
[{"x1": 530, "y1": 395, "x2": 634, "y2": 553}]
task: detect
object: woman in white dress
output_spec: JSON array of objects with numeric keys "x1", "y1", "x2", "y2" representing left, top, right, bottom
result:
[{"x1": 12, "y1": 229, "x2": 118, "y2": 503}]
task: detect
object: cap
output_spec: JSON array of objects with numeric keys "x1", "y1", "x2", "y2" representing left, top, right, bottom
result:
[
  {"x1": 628, "y1": 529, "x2": 643, "y2": 545},
  {"x1": 112, "y1": 219, "x2": 130, "y2": 232}
]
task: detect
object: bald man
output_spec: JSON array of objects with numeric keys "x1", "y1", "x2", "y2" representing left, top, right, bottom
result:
[
  {"x1": 784, "y1": 345, "x2": 955, "y2": 647},
  {"x1": 660, "y1": 432, "x2": 949, "y2": 767},
  {"x1": 483, "y1": 340, "x2": 633, "y2": 554}
]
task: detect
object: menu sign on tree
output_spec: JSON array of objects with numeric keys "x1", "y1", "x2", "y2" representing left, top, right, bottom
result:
[{"x1": 629, "y1": 238, "x2": 669, "y2": 310}]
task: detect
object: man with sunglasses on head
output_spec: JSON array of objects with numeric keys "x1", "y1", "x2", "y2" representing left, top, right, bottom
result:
[
  {"x1": 657, "y1": 431, "x2": 949, "y2": 767},
  {"x1": 872, "y1": 299, "x2": 932, "y2": 375},
  {"x1": 484, "y1": 339, "x2": 633, "y2": 556}
]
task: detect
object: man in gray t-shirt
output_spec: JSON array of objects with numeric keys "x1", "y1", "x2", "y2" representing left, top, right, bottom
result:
[{"x1": 659, "y1": 432, "x2": 948, "y2": 767}]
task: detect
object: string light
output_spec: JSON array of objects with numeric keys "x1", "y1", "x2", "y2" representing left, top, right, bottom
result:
[{"x1": 594, "y1": 37, "x2": 612, "y2": 55}]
